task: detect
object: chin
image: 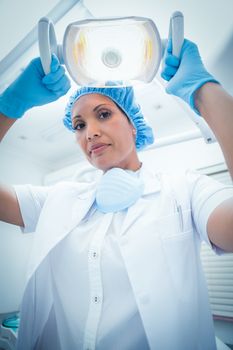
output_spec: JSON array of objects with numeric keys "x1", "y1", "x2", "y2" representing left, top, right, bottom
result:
[
  {"x1": 90, "y1": 157, "x2": 120, "y2": 172},
  {"x1": 93, "y1": 162, "x2": 114, "y2": 172}
]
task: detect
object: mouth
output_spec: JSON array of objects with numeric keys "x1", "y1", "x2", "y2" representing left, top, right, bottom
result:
[{"x1": 89, "y1": 144, "x2": 111, "y2": 156}]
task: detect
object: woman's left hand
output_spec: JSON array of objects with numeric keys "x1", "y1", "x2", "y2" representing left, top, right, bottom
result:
[{"x1": 161, "y1": 38, "x2": 219, "y2": 115}]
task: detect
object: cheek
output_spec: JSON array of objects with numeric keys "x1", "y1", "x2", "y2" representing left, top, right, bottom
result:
[
  {"x1": 75, "y1": 134, "x2": 87, "y2": 153},
  {"x1": 116, "y1": 125, "x2": 135, "y2": 146},
  {"x1": 108, "y1": 120, "x2": 133, "y2": 141}
]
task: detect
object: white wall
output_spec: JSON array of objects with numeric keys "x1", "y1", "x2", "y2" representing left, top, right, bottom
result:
[
  {"x1": 0, "y1": 144, "x2": 49, "y2": 314},
  {"x1": 139, "y1": 137, "x2": 226, "y2": 173}
]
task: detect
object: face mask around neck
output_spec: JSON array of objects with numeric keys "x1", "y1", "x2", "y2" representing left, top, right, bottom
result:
[{"x1": 95, "y1": 167, "x2": 144, "y2": 213}]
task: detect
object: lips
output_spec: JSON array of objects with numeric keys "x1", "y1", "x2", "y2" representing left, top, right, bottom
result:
[{"x1": 89, "y1": 143, "x2": 110, "y2": 155}]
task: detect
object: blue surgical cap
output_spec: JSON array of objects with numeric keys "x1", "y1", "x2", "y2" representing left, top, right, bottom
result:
[{"x1": 63, "y1": 83, "x2": 154, "y2": 151}]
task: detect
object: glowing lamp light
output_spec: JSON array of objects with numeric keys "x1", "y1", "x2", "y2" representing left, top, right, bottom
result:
[{"x1": 39, "y1": 16, "x2": 162, "y2": 87}]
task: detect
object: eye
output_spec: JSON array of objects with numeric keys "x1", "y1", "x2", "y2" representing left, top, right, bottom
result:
[
  {"x1": 98, "y1": 111, "x2": 111, "y2": 119},
  {"x1": 73, "y1": 122, "x2": 85, "y2": 131}
]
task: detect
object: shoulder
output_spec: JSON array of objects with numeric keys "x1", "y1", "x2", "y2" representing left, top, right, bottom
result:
[
  {"x1": 149, "y1": 168, "x2": 214, "y2": 209},
  {"x1": 142, "y1": 164, "x2": 201, "y2": 186},
  {"x1": 48, "y1": 180, "x2": 97, "y2": 198},
  {"x1": 159, "y1": 168, "x2": 223, "y2": 200},
  {"x1": 160, "y1": 168, "x2": 233, "y2": 211},
  {"x1": 157, "y1": 168, "x2": 201, "y2": 190}
]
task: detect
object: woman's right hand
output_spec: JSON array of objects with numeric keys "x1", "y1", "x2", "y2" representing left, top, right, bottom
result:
[{"x1": 0, "y1": 54, "x2": 71, "y2": 119}]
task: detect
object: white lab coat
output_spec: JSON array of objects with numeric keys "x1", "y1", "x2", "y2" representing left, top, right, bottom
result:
[{"x1": 15, "y1": 165, "x2": 233, "y2": 350}]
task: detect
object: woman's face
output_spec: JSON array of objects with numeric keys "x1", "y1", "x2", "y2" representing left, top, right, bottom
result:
[{"x1": 71, "y1": 93, "x2": 140, "y2": 171}]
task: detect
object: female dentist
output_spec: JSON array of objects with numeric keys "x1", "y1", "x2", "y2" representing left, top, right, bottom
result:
[{"x1": 0, "y1": 38, "x2": 233, "y2": 350}]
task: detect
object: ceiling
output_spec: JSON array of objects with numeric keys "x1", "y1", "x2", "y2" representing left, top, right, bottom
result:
[{"x1": 0, "y1": 0, "x2": 233, "y2": 170}]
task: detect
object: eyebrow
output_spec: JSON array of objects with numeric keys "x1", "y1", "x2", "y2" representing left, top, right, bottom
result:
[{"x1": 72, "y1": 104, "x2": 112, "y2": 120}]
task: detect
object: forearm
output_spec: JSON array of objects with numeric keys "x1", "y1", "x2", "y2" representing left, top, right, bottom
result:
[
  {"x1": 195, "y1": 83, "x2": 233, "y2": 179},
  {"x1": 0, "y1": 113, "x2": 17, "y2": 141}
]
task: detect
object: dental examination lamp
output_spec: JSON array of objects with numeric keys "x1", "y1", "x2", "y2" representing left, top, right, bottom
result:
[{"x1": 38, "y1": 12, "x2": 216, "y2": 144}]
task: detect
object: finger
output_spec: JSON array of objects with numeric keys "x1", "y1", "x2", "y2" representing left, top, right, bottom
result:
[
  {"x1": 42, "y1": 66, "x2": 66, "y2": 84},
  {"x1": 53, "y1": 81, "x2": 71, "y2": 98},
  {"x1": 57, "y1": 79, "x2": 71, "y2": 94},
  {"x1": 59, "y1": 80, "x2": 71, "y2": 95},
  {"x1": 46, "y1": 75, "x2": 71, "y2": 93},
  {"x1": 165, "y1": 54, "x2": 180, "y2": 68},
  {"x1": 161, "y1": 64, "x2": 177, "y2": 77},
  {"x1": 161, "y1": 71, "x2": 172, "y2": 81},
  {"x1": 50, "y1": 54, "x2": 60, "y2": 73},
  {"x1": 166, "y1": 38, "x2": 172, "y2": 54}
]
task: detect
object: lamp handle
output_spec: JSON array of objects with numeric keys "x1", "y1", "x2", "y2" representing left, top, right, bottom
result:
[
  {"x1": 167, "y1": 12, "x2": 216, "y2": 143},
  {"x1": 38, "y1": 17, "x2": 61, "y2": 74},
  {"x1": 169, "y1": 11, "x2": 184, "y2": 57}
]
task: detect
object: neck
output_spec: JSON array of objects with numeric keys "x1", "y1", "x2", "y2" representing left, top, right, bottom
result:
[
  {"x1": 129, "y1": 161, "x2": 142, "y2": 172},
  {"x1": 109, "y1": 160, "x2": 142, "y2": 173}
]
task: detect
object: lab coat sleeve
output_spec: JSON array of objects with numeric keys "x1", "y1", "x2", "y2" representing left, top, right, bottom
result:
[
  {"x1": 13, "y1": 184, "x2": 50, "y2": 233},
  {"x1": 187, "y1": 170, "x2": 233, "y2": 254}
]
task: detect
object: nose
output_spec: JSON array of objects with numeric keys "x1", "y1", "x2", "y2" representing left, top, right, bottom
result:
[{"x1": 86, "y1": 121, "x2": 101, "y2": 141}]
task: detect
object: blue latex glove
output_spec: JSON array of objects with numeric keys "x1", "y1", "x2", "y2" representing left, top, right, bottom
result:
[
  {"x1": 161, "y1": 38, "x2": 219, "y2": 114},
  {"x1": 0, "y1": 54, "x2": 71, "y2": 118}
]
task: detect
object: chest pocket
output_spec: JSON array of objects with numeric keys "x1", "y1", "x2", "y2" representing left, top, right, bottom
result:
[
  {"x1": 158, "y1": 210, "x2": 198, "y2": 301},
  {"x1": 159, "y1": 209, "x2": 193, "y2": 239}
]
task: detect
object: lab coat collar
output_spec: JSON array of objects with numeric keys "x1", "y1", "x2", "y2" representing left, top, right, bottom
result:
[
  {"x1": 140, "y1": 162, "x2": 162, "y2": 196},
  {"x1": 119, "y1": 163, "x2": 162, "y2": 236},
  {"x1": 70, "y1": 163, "x2": 161, "y2": 240},
  {"x1": 28, "y1": 186, "x2": 97, "y2": 279}
]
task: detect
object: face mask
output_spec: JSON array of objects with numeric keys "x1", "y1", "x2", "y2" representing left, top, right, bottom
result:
[
  {"x1": 38, "y1": 12, "x2": 184, "y2": 87},
  {"x1": 95, "y1": 167, "x2": 144, "y2": 213}
]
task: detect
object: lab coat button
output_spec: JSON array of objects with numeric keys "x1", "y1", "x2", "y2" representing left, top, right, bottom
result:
[
  {"x1": 92, "y1": 251, "x2": 98, "y2": 259},
  {"x1": 93, "y1": 295, "x2": 101, "y2": 303}
]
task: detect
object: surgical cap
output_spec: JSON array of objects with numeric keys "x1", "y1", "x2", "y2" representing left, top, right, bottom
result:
[{"x1": 63, "y1": 83, "x2": 154, "y2": 151}]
